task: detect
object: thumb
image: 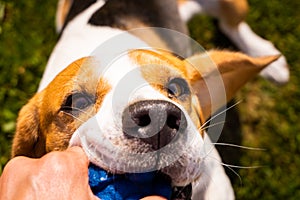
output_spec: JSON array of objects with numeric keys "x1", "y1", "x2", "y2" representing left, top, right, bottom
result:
[
  {"x1": 141, "y1": 196, "x2": 167, "y2": 200},
  {"x1": 66, "y1": 146, "x2": 90, "y2": 166}
]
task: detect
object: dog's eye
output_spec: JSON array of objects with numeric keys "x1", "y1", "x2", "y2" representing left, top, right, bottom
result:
[
  {"x1": 167, "y1": 78, "x2": 190, "y2": 98},
  {"x1": 61, "y1": 93, "x2": 93, "y2": 114}
]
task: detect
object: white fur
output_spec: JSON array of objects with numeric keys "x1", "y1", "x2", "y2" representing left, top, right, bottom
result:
[
  {"x1": 178, "y1": 0, "x2": 203, "y2": 22},
  {"x1": 191, "y1": 135, "x2": 235, "y2": 200},
  {"x1": 39, "y1": 0, "x2": 126, "y2": 91},
  {"x1": 178, "y1": 0, "x2": 221, "y2": 21}
]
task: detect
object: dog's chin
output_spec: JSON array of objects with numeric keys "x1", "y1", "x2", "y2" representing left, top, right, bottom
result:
[{"x1": 70, "y1": 127, "x2": 203, "y2": 187}]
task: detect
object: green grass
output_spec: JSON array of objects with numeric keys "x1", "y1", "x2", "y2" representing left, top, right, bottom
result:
[
  {"x1": 0, "y1": 0, "x2": 57, "y2": 172},
  {"x1": 0, "y1": 0, "x2": 299, "y2": 199},
  {"x1": 188, "y1": 0, "x2": 300, "y2": 199}
]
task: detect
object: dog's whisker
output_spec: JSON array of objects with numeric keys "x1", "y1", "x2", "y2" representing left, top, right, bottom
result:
[
  {"x1": 224, "y1": 165, "x2": 243, "y2": 185},
  {"x1": 205, "y1": 154, "x2": 264, "y2": 169},
  {"x1": 206, "y1": 154, "x2": 265, "y2": 184},
  {"x1": 61, "y1": 106, "x2": 94, "y2": 117},
  {"x1": 220, "y1": 162, "x2": 264, "y2": 169},
  {"x1": 211, "y1": 143, "x2": 266, "y2": 151},
  {"x1": 73, "y1": 108, "x2": 94, "y2": 117},
  {"x1": 200, "y1": 100, "x2": 243, "y2": 130},
  {"x1": 62, "y1": 111, "x2": 85, "y2": 122},
  {"x1": 199, "y1": 121, "x2": 226, "y2": 132},
  {"x1": 205, "y1": 155, "x2": 243, "y2": 184},
  {"x1": 201, "y1": 144, "x2": 216, "y2": 160}
]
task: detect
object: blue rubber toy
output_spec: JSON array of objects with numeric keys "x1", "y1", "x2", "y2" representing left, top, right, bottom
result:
[{"x1": 88, "y1": 163, "x2": 172, "y2": 200}]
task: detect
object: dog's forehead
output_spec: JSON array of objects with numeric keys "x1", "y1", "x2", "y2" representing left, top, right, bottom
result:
[
  {"x1": 46, "y1": 49, "x2": 192, "y2": 102},
  {"x1": 99, "y1": 49, "x2": 190, "y2": 87},
  {"x1": 82, "y1": 49, "x2": 195, "y2": 112},
  {"x1": 128, "y1": 49, "x2": 189, "y2": 77}
]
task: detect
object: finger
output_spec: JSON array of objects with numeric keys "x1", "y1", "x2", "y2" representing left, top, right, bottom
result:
[
  {"x1": 141, "y1": 196, "x2": 167, "y2": 200},
  {"x1": 37, "y1": 148, "x2": 89, "y2": 174},
  {"x1": 66, "y1": 146, "x2": 89, "y2": 165}
]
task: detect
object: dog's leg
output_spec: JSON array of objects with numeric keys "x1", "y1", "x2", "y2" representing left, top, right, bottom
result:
[
  {"x1": 178, "y1": 0, "x2": 204, "y2": 22},
  {"x1": 178, "y1": 0, "x2": 289, "y2": 84},
  {"x1": 219, "y1": 21, "x2": 289, "y2": 85}
]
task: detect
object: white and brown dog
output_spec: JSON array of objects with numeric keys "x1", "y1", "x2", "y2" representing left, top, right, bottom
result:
[{"x1": 11, "y1": 0, "x2": 282, "y2": 199}]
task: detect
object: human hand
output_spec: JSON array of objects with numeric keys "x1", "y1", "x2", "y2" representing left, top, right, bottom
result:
[
  {"x1": 0, "y1": 147, "x2": 98, "y2": 200},
  {"x1": 0, "y1": 146, "x2": 167, "y2": 200}
]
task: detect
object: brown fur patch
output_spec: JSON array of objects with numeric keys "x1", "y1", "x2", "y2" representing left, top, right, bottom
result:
[{"x1": 12, "y1": 57, "x2": 111, "y2": 157}]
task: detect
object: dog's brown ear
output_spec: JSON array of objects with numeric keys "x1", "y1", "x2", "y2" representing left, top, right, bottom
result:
[
  {"x1": 186, "y1": 50, "x2": 280, "y2": 121},
  {"x1": 11, "y1": 93, "x2": 46, "y2": 158}
]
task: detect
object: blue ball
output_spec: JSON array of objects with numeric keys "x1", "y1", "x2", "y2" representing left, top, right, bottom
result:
[{"x1": 88, "y1": 163, "x2": 172, "y2": 200}]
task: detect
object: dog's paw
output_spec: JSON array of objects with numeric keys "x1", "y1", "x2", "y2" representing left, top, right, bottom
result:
[
  {"x1": 219, "y1": 21, "x2": 290, "y2": 85},
  {"x1": 259, "y1": 55, "x2": 289, "y2": 85}
]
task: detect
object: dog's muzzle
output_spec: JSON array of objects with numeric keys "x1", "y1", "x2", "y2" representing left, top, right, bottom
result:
[{"x1": 122, "y1": 100, "x2": 187, "y2": 150}]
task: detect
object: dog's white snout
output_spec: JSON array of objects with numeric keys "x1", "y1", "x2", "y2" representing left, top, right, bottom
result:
[{"x1": 122, "y1": 100, "x2": 187, "y2": 150}]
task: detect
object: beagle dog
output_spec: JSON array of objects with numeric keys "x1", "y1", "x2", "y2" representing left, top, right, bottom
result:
[{"x1": 11, "y1": 0, "x2": 281, "y2": 199}]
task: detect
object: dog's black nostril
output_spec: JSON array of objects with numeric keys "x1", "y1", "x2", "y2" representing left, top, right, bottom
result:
[
  {"x1": 134, "y1": 114, "x2": 151, "y2": 127},
  {"x1": 122, "y1": 100, "x2": 187, "y2": 150},
  {"x1": 167, "y1": 114, "x2": 180, "y2": 130}
]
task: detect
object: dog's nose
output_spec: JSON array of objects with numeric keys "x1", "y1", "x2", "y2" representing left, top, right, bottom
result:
[{"x1": 122, "y1": 100, "x2": 187, "y2": 150}]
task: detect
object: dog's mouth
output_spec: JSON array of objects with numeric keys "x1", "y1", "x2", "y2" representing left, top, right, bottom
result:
[
  {"x1": 71, "y1": 130, "x2": 194, "y2": 199},
  {"x1": 70, "y1": 100, "x2": 196, "y2": 199},
  {"x1": 88, "y1": 163, "x2": 192, "y2": 200}
]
